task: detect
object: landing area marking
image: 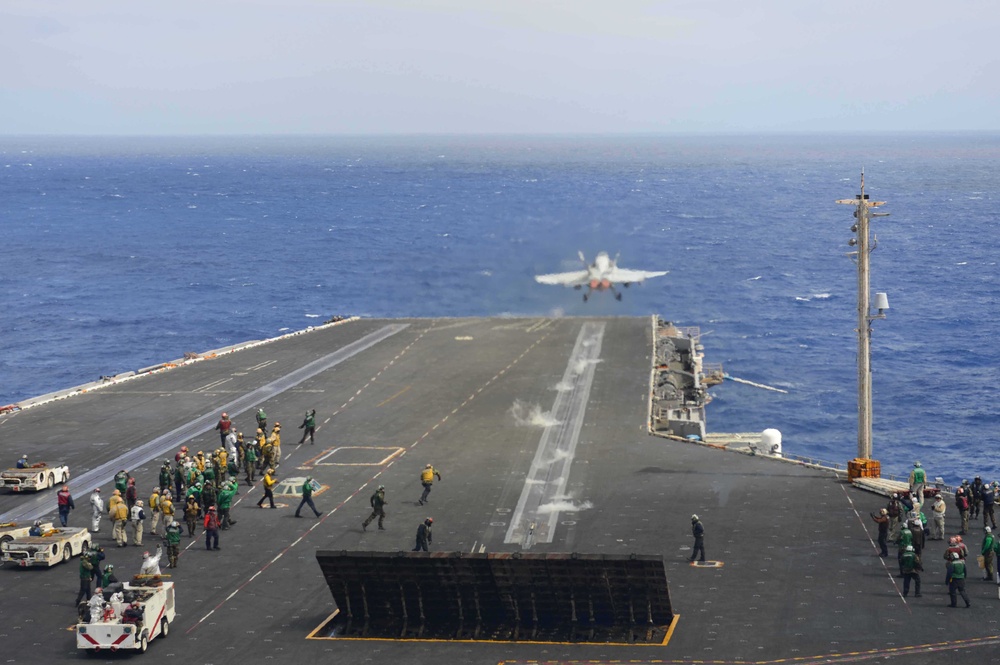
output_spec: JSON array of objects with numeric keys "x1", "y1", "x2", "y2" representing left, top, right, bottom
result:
[{"x1": 309, "y1": 446, "x2": 405, "y2": 467}]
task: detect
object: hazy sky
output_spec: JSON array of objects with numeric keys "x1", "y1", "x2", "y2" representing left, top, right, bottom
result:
[{"x1": 3, "y1": 0, "x2": 997, "y2": 135}]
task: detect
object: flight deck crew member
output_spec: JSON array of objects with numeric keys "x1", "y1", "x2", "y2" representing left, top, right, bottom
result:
[
  {"x1": 164, "y1": 520, "x2": 182, "y2": 568},
  {"x1": 986, "y1": 482, "x2": 999, "y2": 530},
  {"x1": 148, "y1": 487, "x2": 161, "y2": 536},
  {"x1": 110, "y1": 494, "x2": 129, "y2": 546},
  {"x1": 362, "y1": 485, "x2": 388, "y2": 531},
  {"x1": 947, "y1": 551, "x2": 971, "y2": 607},
  {"x1": 184, "y1": 495, "x2": 201, "y2": 537},
  {"x1": 871, "y1": 508, "x2": 889, "y2": 557},
  {"x1": 57, "y1": 485, "x2": 75, "y2": 527},
  {"x1": 295, "y1": 477, "x2": 322, "y2": 518},
  {"x1": 217, "y1": 480, "x2": 237, "y2": 528},
  {"x1": 159, "y1": 460, "x2": 172, "y2": 493},
  {"x1": 298, "y1": 409, "x2": 317, "y2": 444},
  {"x1": 76, "y1": 555, "x2": 94, "y2": 605},
  {"x1": 215, "y1": 412, "x2": 232, "y2": 446},
  {"x1": 413, "y1": 517, "x2": 433, "y2": 551},
  {"x1": 204, "y1": 506, "x2": 221, "y2": 550},
  {"x1": 956, "y1": 486, "x2": 970, "y2": 535},
  {"x1": 269, "y1": 423, "x2": 282, "y2": 467},
  {"x1": 900, "y1": 545, "x2": 922, "y2": 598},
  {"x1": 887, "y1": 493, "x2": 902, "y2": 541},
  {"x1": 908, "y1": 462, "x2": 926, "y2": 505},
  {"x1": 257, "y1": 468, "x2": 278, "y2": 509},
  {"x1": 125, "y1": 477, "x2": 138, "y2": 510},
  {"x1": 114, "y1": 469, "x2": 130, "y2": 495},
  {"x1": 130, "y1": 500, "x2": 145, "y2": 546},
  {"x1": 256, "y1": 408, "x2": 268, "y2": 434},
  {"x1": 972, "y1": 476, "x2": 984, "y2": 519},
  {"x1": 983, "y1": 527, "x2": 997, "y2": 581},
  {"x1": 419, "y1": 464, "x2": 442, "y2": 505},
  {"x1": 89, "y1": 488, "x2": 103, "y2": 533},
  {"x1": 244, "y1": 435, "x2": 259, "y2": 483},
  {"x1": 931, "y1": 495, "x2": 946, "y2": 540},
  {"x1": 690, "y1": 514, "x2": 706, "y2": 562},
  {"x1": 16, "y1": 454, "x2": 28, "y2": 469}
]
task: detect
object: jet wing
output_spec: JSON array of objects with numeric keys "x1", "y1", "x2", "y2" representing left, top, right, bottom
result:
[
  {"x1": 606, "y1": 268, "x2": 668, "y2": 284},
  {"x1": 534, "y1": 270, "x2": 590, "y2": 287}
]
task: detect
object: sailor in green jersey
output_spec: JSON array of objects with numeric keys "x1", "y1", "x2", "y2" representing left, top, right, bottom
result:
[
  {"x1": 295, "y1": 477, "x2": 322, "y2": 518},
  {"x1": 897, "y1": 523, "x2": 913, "y2": 576},
  {"x1": 900, "y1": 545, "x2": 922, "y2": 598},
  {"x1": 244, "y1": 439, "x2": 258, "y2": 483},
  {"x1": 158, "y1": 460, "x2": 172, "y2": 492},
  {"x1": 947, "y1": 551, "x2": 971, "y2": 607},
  {"x1": 982, "y1": 527, "x2": 996, "y2": 581},
  {"x1": 164, "y1": 520, "x2": 183, "y2": 568},
  {"x1": 298, "y1": 409, "x2": 317, "y2": 444},
  {"x1": 217, "y1": 480, "x2": 238, "y2": 529},
  {"x1": 908, "y1": 461, "x2": 926, "y2": 504},
  {"x1": 75, "y1": 555, "x2": 94, "y2": 605}
]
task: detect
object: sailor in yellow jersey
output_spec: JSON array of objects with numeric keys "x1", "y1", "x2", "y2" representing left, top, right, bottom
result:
[
  {"x1": 257, "y1": 468, "x2": 278, "y2": 509},
  {"x1": 418, "y1": 464, "x2": 442, "y2": 505}
]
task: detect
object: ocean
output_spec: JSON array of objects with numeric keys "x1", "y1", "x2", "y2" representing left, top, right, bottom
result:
[{"x1": 2, "y1": 134, "x2": 999, "y2": 483}]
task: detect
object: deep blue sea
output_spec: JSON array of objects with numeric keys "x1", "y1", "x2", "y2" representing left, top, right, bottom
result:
[{"x1": 2, "y1": 134, "x2": 998, "y2": 483}]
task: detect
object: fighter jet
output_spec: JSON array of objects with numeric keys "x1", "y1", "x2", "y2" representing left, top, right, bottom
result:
[{"x1": 534, "y1": 251, "x2": 668, "y2": 301}]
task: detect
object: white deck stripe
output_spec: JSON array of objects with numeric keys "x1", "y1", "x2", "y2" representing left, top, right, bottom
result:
[{"x1": 504, "y1": 321, "x2": 604, "y2": 546}]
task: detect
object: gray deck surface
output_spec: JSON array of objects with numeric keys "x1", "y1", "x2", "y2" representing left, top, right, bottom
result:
[{"x1": 0, "y1": 317, "x2": 995, "y2": 664}]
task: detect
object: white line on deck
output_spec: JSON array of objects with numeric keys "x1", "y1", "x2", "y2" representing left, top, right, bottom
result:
[{"x1": 504, "y1": 321, "x2": 605, "y2": 546}]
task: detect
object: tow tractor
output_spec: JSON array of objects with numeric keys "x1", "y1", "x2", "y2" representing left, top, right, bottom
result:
[
  {"x1": 76, "y1": 579, "x2": 175, "y2": 654},
  {"x1": 0, "y1": 526, "x2": 90, "y2": 567},
  {"x1": 0, "y1": 463, "x2": 70, "y2": 492}
]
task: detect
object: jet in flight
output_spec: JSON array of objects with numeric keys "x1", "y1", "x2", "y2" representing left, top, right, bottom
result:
[{"x1": 534, "y1": 251, "x2": 668, "y2": 301}]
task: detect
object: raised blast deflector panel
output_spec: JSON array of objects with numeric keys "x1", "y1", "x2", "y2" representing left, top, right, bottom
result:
[{"x1": 315, "y1": 550, "x2": 673, "y2": 644}]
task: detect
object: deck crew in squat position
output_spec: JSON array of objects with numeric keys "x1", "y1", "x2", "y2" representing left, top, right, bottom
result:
[
  {"x1": 412, "y1": 517, "x2": 433, "y2": 551},
  {"x1": 690, "y1": 514, "x2": 706, "y2": 563},
  {"x1": 363, "y1": 485, "x2": 388, "y2": 531},
  {"x1": 418, "y1": 464, "x2": 442, "y2": 505}
]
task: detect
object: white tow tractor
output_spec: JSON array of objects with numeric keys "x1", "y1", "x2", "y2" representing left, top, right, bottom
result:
[
  {"x1": 76, "y1": 580, "x2": 175, "y2": 654},
  {"x1": 0, "y1": 463, "x2": 70, "y2": 492},
  {"x1": 0, "y1": 526, "x2": 90, "y2": 567}
]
